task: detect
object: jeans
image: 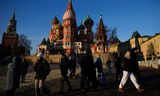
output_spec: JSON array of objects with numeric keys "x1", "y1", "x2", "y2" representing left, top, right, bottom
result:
[{"x1": 61, "y1": 75, "x2": 72, "y2": 91}]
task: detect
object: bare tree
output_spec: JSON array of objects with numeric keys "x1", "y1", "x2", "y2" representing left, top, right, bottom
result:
[{"x1": 18, "y1": 34, "x2": 32, "y2": 55}]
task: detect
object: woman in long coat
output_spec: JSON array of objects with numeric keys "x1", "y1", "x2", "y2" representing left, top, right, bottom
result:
[{"x1": 6, "y1": 54, "x2": 22, "y2": 96}]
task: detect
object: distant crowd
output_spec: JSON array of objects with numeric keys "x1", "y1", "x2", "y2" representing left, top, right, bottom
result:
[{"x1": 5, "y1": 48, "x2": 147, "y2": 96}]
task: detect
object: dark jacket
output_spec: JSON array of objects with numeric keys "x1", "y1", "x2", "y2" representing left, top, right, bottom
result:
[
  {"x1": 131, "y1": 53, "x2": 140, "y2": 74},
  {"x1": 33, "y1": 58, "x2": 50, "y2": 80},
  {"x1": 115, "y1": 57, "x2": 122, "y2": 71},
  {"x1": 21, "y1": 59, "x2": 29, "y2": 76},
  {"x1": 13, "y1": 55, "x2": 22, "y2": 89},
  {"x1": 95, "y1": 57, "x2": 103, "y2": 73},
  {"x1": 59, "y1": 55, "x2": 69, "y2": 76},
  {"x1": 80, "y1": 54, "x2": 96, "y2": 77},
  {"x1": 121, "y1": 57, "x2": 134, "y2": 72}
]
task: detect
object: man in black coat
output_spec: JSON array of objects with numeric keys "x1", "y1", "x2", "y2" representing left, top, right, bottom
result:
[
  {"x1": 80, "y1": 49, "x2": 98, "y2": 90},
  {"x1": 118, "y1": 50, "x2": 144, "y2": 93},
  {"x1": 59, "y1": 52, "x2": 73, "y2": 93}
]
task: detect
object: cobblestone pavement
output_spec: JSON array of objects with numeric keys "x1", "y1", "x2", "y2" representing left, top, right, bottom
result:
[{"x1": 0, "y1": 64, "x2": 160, "y2": 96}]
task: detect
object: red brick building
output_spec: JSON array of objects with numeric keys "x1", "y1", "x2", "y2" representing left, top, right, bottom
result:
[{"x1": 37, "y1": 0, "x2": 109, "y2": 55}]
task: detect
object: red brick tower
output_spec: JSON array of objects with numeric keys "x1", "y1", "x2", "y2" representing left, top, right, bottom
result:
[
  {"x1": 62, "y1": 0, "x2": 77, "y2": 54},
  {"x1": 96, "y1": 15, "x2": 108, "y2": 53},
  {"x1": 2, "y1": 12, "x2": 18, "y2": 48}
]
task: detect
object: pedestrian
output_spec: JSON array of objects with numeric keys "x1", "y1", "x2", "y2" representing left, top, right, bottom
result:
[
  {"x1": 33, "y1": 52, "x2": 51, "y2": 96},
  {"x1": 80, "y1": 51, "x2": 89, "y2": 90},
  {"x1": 21, "y1": 57, "x2": 29, "y2": 83},
  {"x1": 95, "y1": 54, "x2": 103, "y2": 77},
  {"x1": 59, "y1": 52, "x2": 73, "y2": 93},
  {"x1": 106, "y1": 59, "x2": 112, "y2": 75},
  {"x1": 80, "y1": 49, "x2": 99, "y2": 90},
  {"x1": 118, "y1": 50, "x2": 144, "y2": 93},
  {"x1": 114, "y1": 53, "x2": 123, "y2": 82},
  {"x1": 6, "y1": 51, "x2": 23, "y2": 96},
  {"x1": 69, "y1": 55, "x2": 77, "y2": 78},
  {"x1": 131, "y1": 48, "x2": 143, "y2": 84}
]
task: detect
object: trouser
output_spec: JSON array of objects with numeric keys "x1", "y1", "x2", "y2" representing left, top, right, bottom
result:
[
  {"x1": 35, "y1": 79, "x2": 51, "y2": 96},
  {"x1": 80, "y1": 75, "x2": 88, "y2": 89},
  {"x1": 61, "y1": 75, "x2": 72, "y2": 91},
  {"x1": 119, "y1": 71, "x2": 140, "y2": 89},
  {"x1": 89, "y1": 75, "x2": 99, "y2": 89}
]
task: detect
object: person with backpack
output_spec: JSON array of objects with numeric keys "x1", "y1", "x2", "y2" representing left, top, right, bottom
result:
[
  {"x1": 33, "y1": 52, "x2": 51, "y2": 96},
  {"x1": 59, "y1": 52, "x2": 73, "y2": 93}
]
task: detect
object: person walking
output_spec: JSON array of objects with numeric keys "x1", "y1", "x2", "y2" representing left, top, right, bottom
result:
[
  {"x1": 33, "y1": 52, "x2": 51, "y2": 96},
  {"x1": 80, "y1": 49, "x2": 99, "y2": 90},
  {"x1": 106, "y1": 59, "x2": 112, "y2": 75},
  {"x1": 6, "y1": 51, "x2": 23, "y2": 96},
  {"x1": 21, "y1": 57, "x2": 29, "y2": 83},
  {"x1": 114, "y1": 53, "x2": 123, "y2": 82},
  {"x1": 131, "y1": 48, "x2": 142, "y2": 85},
  {"x1": 118, "y1": 50, "x2": 144, "y2": 93},
  {"x1": 95, "y1": 54, "x2": 103, "y2": 78},
  {"x1": 59, "y1": 52, "x2": 73, "y2": 93},
  {"x1": 69, "y1": 55, "x2": 77, "y2": 78}
]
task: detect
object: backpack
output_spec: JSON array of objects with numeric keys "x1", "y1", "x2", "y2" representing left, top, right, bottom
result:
[{"x1": 42, "y1": 60, "x2": 51, "y2": 76}]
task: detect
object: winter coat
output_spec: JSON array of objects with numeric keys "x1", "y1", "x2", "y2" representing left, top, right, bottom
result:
[
  {"x1": 114, "y1": 57, "x2": 122, "y2": 71},
  {"x1": 59, "y1": 55, "x2": 69, "y2": 76},
  {"x1": 95, "y1": 57, "x2": 103, "y2": 73},
  {"x1": 13, "y1": 56, "x2": 22, "y2": 89},
  {"x1": 21, "y1": 59, "x2": 29, "y2": 76},
  {"x1": 131, "y1": 53, "x2": 140, "y2": 74},
  {"x1": 6, "y1": 56, "x2": 22, "y2": 90},
  {"x1": 80, "y1": 54, "x2": 96, "y2": 77},
  {"x1": 33, "y1": 58, "x2": 50, "y2": 80},
  {"x1": 69, "y1": 57, "x2": 77, "y2": 71},
  {"x1": 121, "y1": 57, "x2": 134, "y2": 72},
  {"x1": 6, "y1": 63, "x2": 15, "y2": 90}
]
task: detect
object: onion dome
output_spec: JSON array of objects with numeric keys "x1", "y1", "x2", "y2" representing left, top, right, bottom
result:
[
  {"x1": 52, "y1": 16, "x2": 60, "y2": 24},
  {"x1": 78, "y1": 23, "x2": 85, "y2": 30},
  {"x1": 54, "y1": 23, "x2": 63, "y2": 30},
  {"x1": 83, "y1": 15, "x2": 94, "y2": 26},
  {"x1": 63, "y1": 0, "x2": 76, "y2": 20}
]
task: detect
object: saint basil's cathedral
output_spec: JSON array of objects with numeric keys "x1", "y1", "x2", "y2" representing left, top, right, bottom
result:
[{"x1": 37, "y1": 0, "x2": 109, "y2": 55}]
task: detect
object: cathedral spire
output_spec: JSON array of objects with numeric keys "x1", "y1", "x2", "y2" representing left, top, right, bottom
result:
[
  {"x1": 11, "y1": 11, "x2": 16, "y2": 20},
  {"x1": 7, "y1": 12, "x2": 17, "y2": 34},
  {"x1": 96, "y1": 15, "x2": 107, "y2": 42},
  {"x1": 68, "y1": 0, "x2": 72, "y2": 9},
  {"x1": 99, "y1": 15, "x2": 104, "y2": 29},
  {"x1": 63, "y1": 0, "x2": 75, "y2": 20}
]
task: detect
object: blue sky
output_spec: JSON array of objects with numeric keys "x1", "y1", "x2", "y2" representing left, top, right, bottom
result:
[{"x1": 0, "y1": 0, "x2": 160, "y2": 54}]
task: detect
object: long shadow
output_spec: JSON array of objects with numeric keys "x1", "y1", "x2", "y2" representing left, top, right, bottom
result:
[{"x1": 1, "y1": 68, "x2": 160, "y2": 96}]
